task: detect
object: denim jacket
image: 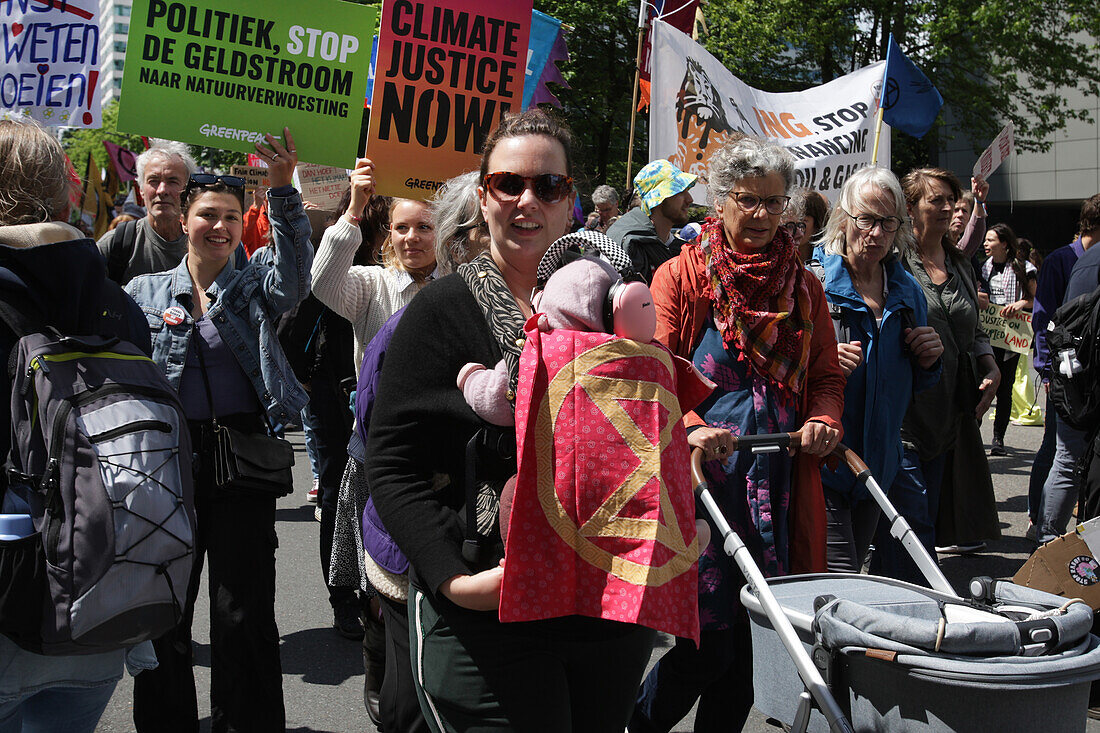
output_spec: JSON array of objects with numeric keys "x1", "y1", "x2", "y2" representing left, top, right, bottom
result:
[{"x1": 125, "y1": 188, "x2": 313, "y2": 425}]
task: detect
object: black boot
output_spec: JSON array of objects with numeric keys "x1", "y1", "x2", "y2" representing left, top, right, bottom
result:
[{"x1": 363, "y1": 602, "x2": 386, "y2": 728}]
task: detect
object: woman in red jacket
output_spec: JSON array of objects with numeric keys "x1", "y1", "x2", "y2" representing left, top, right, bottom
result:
[{"x1": 632, "y1": 136, "x2": 845, "y2": 733}]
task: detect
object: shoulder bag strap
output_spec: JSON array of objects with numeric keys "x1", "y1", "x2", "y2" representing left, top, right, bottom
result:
[{"x1": 107, "y1": 219, "x2": 138, "y2": 285}]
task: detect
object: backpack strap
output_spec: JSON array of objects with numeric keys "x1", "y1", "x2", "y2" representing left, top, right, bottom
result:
[
  {"x1": 807, "y1": 257, "x2": 849, "y2": 343},
  {"x1": 106, "y1": 219, "x2": 138, "y2": 285}
]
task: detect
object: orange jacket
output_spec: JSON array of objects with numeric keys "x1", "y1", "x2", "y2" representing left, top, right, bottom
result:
[
  {"x1": 242, "y1": 201, "x2": 270, "y2": 257},
  {"x1": 650, "y1": 244, "x2": 845, "y2": 573}
]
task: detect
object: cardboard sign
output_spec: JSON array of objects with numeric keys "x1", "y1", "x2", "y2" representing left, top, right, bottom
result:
[
  {"x1": 1, "y1": 0, "x2": 102, "y2": 127},
  {"x1": 293, "y1": 162, "x2": 349, "y2": 211},
  {"x1": 117, "y1": 0, "x2": 377, "y2": 168},
  {"x1": 366, "y1": 0, "x2": 532, "y2": 199},
  {"x1": 1014, "y1": 517, "x2": 1100, "y2": 609},
  {"x1": 229, "y1": 164, "x2": 269, "y2": 208},
  {"x1": 978, "y1": 304, "x2": 1033, "y2": 354},
  {"x1": 973, "y1": 122, "x2": 1014, "y2": 179}
]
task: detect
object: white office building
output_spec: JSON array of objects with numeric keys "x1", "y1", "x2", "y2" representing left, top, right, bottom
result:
[
  {"x1": 940, "y1": 48, "x2": 1100, "y2": 251},
  {"x1": 98, "y1": 0, "x2": 133, "y2": 106}
]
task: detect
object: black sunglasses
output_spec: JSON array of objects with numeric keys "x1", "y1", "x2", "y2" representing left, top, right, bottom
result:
[
  {"x1": 187, "y1": 173, "x2": 246, "y2": 191},
  {"x1": 483, "y1": 172, "x2": 573, "y2": 205}
]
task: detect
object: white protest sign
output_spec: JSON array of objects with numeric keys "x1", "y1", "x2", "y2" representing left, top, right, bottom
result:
[
  {"x1": 978, "y1": 303, "x2": 1033, "y2": 354},
  {"x1": 649, "y1": 20, "x2": 888, "y2": 204},
  {"x1": 293, "y1": 163, "x2": 350, "y2": 212},
  {"x1": 0, "y1": 0, "x2": 102, "y2": 127},
  {"x1": 973, "y1": 123, "x2": 1014, "y2": 179}
]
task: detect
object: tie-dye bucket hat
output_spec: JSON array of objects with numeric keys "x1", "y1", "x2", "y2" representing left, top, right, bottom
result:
[{"x1": 633, "y1": 160, "x2": 697, "y2": 215}]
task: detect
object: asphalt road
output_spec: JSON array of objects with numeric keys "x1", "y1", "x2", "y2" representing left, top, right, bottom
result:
[{"x1": 95, "y1": 412, "x2": 1100, "y2": 732}]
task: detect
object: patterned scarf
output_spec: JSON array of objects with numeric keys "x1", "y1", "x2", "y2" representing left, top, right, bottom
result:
[{"x1": 698, "y1": 216, "x2": 814, "y2": 395}]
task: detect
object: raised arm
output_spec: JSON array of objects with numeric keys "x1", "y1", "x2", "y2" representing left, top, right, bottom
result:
[
  {"x1": 254, "y1": 129, "x2": 313, "y2": 315},
  {"x1": 310, "y1": 158, "x2": 380, "y2": 323}
]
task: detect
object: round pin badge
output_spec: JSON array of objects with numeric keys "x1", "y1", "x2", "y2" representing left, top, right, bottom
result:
[
  {"x1": 163, "y1": 306, "x2": 187, "y2": 326},
  {"x1": 1069, "y1": 556, "x2": 1099, "y2": 586}
]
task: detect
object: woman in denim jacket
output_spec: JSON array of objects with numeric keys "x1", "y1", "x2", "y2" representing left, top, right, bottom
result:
[{"x1": 123, "y1": 129, "x2": 311, "y2": 733}]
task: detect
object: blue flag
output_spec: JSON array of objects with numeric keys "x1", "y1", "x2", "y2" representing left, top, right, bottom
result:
[
  {"x1": 524, "y1": 11, "x2": 563, "y2": 109},
  {"x1": 880, "y1": 34, "x2": 943, "y2": 138}
]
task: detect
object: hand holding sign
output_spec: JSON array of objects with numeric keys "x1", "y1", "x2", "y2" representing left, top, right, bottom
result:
[
  {"x1": 254, "y1": 128, "x2": 298, "y2": 187},
  {"x1": 972, "y1": 175, "x2": 989, "y2": 203},
  {"x1": 347, "y1": 158, "x2": 376, "y2": 218}
]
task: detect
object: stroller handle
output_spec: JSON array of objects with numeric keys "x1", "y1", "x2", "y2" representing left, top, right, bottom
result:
[
  {"x1": 691, "y1": 430, "x2": 872, "y2": 477},
  {"x1": 689, "y1": 446, "x2": 855, "y2": 733},
  {"x1": 692, "y1": 434, "x2": 957, "y2": 598}
]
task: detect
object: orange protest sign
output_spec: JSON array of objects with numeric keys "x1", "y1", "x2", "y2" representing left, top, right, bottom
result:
[{"x1": 366, "y1": 0, "x2": 532, "y2": 199}]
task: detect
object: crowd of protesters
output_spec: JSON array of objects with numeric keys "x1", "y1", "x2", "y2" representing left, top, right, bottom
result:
[{"x1": 3, "y1": 106, "x2": 1100, "y2": 733}]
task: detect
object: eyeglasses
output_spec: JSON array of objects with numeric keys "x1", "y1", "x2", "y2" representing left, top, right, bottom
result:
[
  {"x1": 728, "y1": 192, "x2": 791, "y2": 215},
  {"x1": 483, "y1": 172, "x2": 573, "y2": 205},
  {"x1": 185, "y1": 173, "x2": 246, "y2": 194},
  {"x1": 845, "y1": 212, "x2": 904, "y2": 233},
  {"x1": 781, "y1": 221, "x2": 807, "y2": 235}
]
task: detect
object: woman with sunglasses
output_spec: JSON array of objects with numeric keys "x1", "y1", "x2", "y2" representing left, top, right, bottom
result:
[
  {"x1": 633, "y1": 136, "x2": 845, "y2": 733},
  {"x1": 124, "y1": 129, "x2": 311, "y2": 733},
  {"x1": 812, "y1": 167, "x2": 943, "y2": 579},
  {"x1": 366, "y1": 109, "x2": 657, "y2": 732}
]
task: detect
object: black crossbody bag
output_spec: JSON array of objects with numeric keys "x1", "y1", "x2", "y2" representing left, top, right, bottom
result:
[{"x1": 193, "y1": 328, "x2": 295, "y2": 498}]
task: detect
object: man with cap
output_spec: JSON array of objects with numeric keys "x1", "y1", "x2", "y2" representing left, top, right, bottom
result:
[{"x1": 606, "y1": 159, "x2": 697, "y2": 284}]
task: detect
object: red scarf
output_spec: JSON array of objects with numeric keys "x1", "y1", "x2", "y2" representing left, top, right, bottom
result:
[{"x1": 697, "y1": 216, "x2": 813, "y2": 394}]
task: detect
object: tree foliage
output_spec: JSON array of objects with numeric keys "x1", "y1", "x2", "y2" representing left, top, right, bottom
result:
[
  {"x1": 702, "y1": 0, "x2": 1100, "y2": 164},
  {"x1": 534, "y1": 1, "x2": 642, "y2": 194},
  {"x1": 60, "y1": 99, "x2": 146, "y2": 183}
]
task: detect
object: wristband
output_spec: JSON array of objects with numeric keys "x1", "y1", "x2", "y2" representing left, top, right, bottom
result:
[{"x1": 345, "y1": 212, "x2": 362, "y2": 224}]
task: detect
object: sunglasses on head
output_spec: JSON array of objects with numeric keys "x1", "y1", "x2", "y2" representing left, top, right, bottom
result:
[
  {"x1": 483, "y1": 172, "x2": 573, "y2": 205},
  {"x1": 186, "y1": 173, "x2": 246, "y2": 191}
]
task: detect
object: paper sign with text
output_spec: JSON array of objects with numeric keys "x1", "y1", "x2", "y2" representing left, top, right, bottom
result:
[
  {"x1": 117, "y1": 0, "x2": 376, "y2": 168},
  {"x1": 229, "y1": 164, "x2": 269, "y2": 208},
  {"x1": 293, "y1": 162, "x2": 349, "y2": 211},
  {"x1": 979, "y1": 304, "x2": 1033, "y2": 355},
  {"x1": 650, "y1": 20, "x2": 887, "y2": 205},
  {"x1": 973, "y1": 123, "x2": 1014, "y2": 179},
  {"x1": 1, "y1": 0, "x2": 102, "y2": 127},
  {"x1": 366, "y1": 0, "x2": 532, "y2": 199}
]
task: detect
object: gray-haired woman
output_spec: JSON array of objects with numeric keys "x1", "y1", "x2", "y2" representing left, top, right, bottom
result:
[
  {"x1": 585, "y1": 183, "x2": 620, "y2": 233},
  {"x1": 431, "y1": 171, "x2": 490, "y2": 275},
  {"x1": 635, "y1": 136, "x2": 845, "y2": 733},
  {"x1": 813, "y1": 166, "x2": 943, "y2": 578}
]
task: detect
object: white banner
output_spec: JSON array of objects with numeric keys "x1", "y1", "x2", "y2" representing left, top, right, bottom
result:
[
  {"x1": 973, "y1": 122, "x2": 1014, "y2": 179},
  {"x1": 1, "y1": 0, "x2": 102, "y2": 127},
  {"x1": 649, "y1": 20, "x2": 889, "y2": 204}
]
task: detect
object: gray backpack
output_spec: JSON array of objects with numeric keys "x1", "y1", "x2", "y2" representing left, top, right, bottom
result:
[{"x1": 2, "y1": 317, "x2": 195, "y2": 655}]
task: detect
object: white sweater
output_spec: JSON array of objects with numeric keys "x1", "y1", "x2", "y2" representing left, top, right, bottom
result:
[{"x1": 310, "y1": 217, "x2": 427, "y2": 376}]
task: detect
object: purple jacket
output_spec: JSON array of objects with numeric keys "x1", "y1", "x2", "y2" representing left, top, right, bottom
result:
[{"x1": 1032, "y1": 238, "x2": 1085, "y2": 377}]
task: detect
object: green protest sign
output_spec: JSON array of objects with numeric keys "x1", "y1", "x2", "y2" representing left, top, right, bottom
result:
[{"x1": 117, "y1": 0, "x2": 376, "y2": 168}]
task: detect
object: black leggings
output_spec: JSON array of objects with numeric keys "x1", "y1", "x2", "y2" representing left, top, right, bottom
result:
[
  {"x1": 992, "y1": 347, "x2": 1019, "y2": 441},
  {"x1": 134, "y1": 414, "x2": 284, "y2": 733}
]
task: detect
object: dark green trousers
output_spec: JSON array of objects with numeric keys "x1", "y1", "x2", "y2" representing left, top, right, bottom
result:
[{"x1": 409, "y1": 587, "x2": 657, "y2": 733}]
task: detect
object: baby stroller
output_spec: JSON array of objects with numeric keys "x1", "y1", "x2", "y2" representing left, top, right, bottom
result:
[{"x1": 692, "y1": 432, "x2": 1100, "y2": 733}]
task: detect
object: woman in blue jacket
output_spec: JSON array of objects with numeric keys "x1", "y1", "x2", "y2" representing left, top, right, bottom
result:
[
  {"x1": 813, "y1": 166, "x2": 943, "y2": 580},
  {"x1": 124, "y1": 129, "x2": 312, "y2": 733}
]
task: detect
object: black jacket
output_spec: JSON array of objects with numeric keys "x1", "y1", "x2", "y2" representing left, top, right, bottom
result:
[
  {"x1": 0, "y1": 223, "x2": 151, "y2": 461},
  {"x1": 605, "y1": 208, "x2": 682, "y2": 284}
]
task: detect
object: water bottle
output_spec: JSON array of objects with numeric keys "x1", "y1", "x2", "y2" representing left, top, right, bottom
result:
[
  {"x1": 1058, "y1": 348, "x2": 1083, "y2": 378},
  {"x1": 0, "y1": 514, "x2": 33, "y2": 541}
]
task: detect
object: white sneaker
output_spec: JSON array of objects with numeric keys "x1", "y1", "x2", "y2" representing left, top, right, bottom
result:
[{"x1": 935, "y1": 542, "x2": 986, "y2": 554}]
